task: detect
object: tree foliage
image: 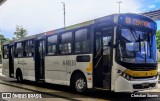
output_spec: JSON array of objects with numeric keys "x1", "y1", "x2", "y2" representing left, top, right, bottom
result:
[
  {"x1": 0, "y1": 34, "x2": 10, "y2": 44},
  {"x1": 156, "y1": 30, "x2": 160, "y2": 49},
  {"x1": 0, "y1": 34, "x2": 10, "y2": 64},
  {"x1": 13, "y1": 25, "x2": 27, "y2": 39}
]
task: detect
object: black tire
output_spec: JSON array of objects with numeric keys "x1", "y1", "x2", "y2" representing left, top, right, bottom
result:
[
  {"x1": 72, "y1": 73, "x2": 87, "y2": 93},
  {"x1": 16, "y1": 70, "x2": 23, "y2": 82}
]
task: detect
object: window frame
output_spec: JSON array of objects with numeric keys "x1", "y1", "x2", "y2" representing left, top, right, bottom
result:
[
  {"x1": 24, "y1": 39, "x2": 34, "y2": 57},
  {"x1": 14, "y1": 42, "x2": 24, "y2": 58},
  {"x1": 74, "y1": 28, "x2": 90, "y2": 54},
  {"x1": 46, "y1": 34, "x2": 58, "y2": 56},
  {"x1": 3, "y1": 45, "x2": 9, "y2": 59},
  {"x1": 59, "y1": 31, "x2": 73, "y2": 55}
]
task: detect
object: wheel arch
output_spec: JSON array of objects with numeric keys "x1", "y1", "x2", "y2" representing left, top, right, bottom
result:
[{"x1": 70, "y1": 69, "x2": 87, "y2": 86}]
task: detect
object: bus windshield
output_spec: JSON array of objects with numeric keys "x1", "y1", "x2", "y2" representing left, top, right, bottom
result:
[{"x1": 118, "y1": 28, "x2": 157, "y2": 64}]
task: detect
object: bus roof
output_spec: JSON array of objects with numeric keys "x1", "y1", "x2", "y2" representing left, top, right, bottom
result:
[
  {"x1": 45, "y1": 14, "x2": 115, "y2": 35},
  {"x1": 45, "y1": 13, "x2": 156, "y2": 35},
  {"x1": 3, "y1": 13, "x2": 156, "y2": 45},
  {"x1": 3, "y1": 33, "x2": 45, "y2": 45}
]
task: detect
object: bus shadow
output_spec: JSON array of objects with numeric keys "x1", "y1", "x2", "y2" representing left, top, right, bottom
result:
[{"x1": 9, "y1": 80, "x2": 157, "y2": 101}]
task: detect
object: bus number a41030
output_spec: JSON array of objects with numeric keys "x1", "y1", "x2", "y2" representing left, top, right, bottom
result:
[{"x1": 63, "y1": 60, "x2": 76, "y2": 66}]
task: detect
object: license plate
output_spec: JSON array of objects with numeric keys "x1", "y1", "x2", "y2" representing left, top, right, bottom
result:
[{"x1": 142, "y1": 83, "x2": 149, "y2": 88}]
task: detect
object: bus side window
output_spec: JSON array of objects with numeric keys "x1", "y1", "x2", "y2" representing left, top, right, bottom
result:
[
  {"x1": 59, "y1": 32, "x2": 72, "y2": 54},
  {"x1": 24, "y1": 40, "x2": 34, "y2": 57},
  {"x1": 47, "y1": 35, "x2": 57, "y2": 55},
  {"x1": 75, "y1": 28, "x2": 90, "y2": 53},
  {"x1": 3, "y1": 45, "x2": 9, "y2": 59},
  {"x1": 16, "y1": 42, "x2": 23, "y2": 58}
]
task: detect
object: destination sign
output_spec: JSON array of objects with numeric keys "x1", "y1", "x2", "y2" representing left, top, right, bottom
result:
[
  {"x1": 118, "y1": 14, "x2": 157, "y2": 30},
  {"x1": 125, "y1": 17, "x2": 151, "y2": 28}
]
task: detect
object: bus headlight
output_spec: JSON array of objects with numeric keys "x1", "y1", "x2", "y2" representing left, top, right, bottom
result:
[
  {"x1": 117, "y1": 70, "x2": 132, "y2": 80},
  {"x1": 125, "y1": 75, "x2": 131, "y2": 80},
  {"x1": 122, "y1": 73, "x2": 131, "y2": 80}
]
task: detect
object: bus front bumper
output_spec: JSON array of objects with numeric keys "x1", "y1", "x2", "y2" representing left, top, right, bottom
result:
[{"x1": 114, "y1": 76, "x2": 158, "y2": 92}]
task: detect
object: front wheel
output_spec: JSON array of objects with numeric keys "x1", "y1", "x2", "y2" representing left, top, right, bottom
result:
[{"x1": 73, "y1": 74, "x2": 87, "y2": 93}]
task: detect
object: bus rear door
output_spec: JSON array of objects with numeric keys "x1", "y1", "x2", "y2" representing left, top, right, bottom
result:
[
  {"x1": 35, "y1": 39, "x2": 45, "y2": 81},
  {"x1": 9, "y1": 44, "x2": 14, "y2": 78}
]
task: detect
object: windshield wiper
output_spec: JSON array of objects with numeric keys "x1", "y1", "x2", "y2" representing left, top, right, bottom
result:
[
  {"x1": 138, "y1": 34, "x2": 141, "y2": 53},
  {"x1": 129, "y1": 27, "x2": 137, "y2": 41},
  {"x1": 147, "y1": 34, "x2": 152, "y2": 58},
  {"x1": 144, "y1": 41, "x2": 147, "y2": 63},
  {"x1": 129, "y1": 27, "x2": 141, "y2": 52}
]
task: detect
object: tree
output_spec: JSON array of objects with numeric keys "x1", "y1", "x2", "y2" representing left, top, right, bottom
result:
[
  {"x1": 0, "y1": 34, "x2": 11, "y2": 64},
  {"x1": 0, "y1": 34, "x2": 10, "y2": 45},
  {"x1": 156, "y1": 30, "x2": 160, "y2": 49},
  {"x1": 13, "y1": 25, "x2": 28, "y2": 39}
]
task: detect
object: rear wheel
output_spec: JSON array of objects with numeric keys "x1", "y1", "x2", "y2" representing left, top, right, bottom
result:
[
  {"x1": 16, "y1": 70, "x2": 23, "y2": 82},
  {"x1": 73, "y1": 74, "x2": 87, "y2": 93}
]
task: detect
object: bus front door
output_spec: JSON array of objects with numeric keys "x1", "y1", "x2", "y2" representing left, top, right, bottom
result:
[
  {"x1": 35, "y1": 39, "x2": 45, "y2": 81},
  {"x1": 9, "y1": 45, "x2": 14, "y2": 78},
  {"x1": 94, "y1": 27, "x2": 113, "y2": 89}
]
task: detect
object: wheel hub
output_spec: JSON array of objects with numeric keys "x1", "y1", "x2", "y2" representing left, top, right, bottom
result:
[{"x1": 75, "y1": 78, "x2": 86, "y2": 91}]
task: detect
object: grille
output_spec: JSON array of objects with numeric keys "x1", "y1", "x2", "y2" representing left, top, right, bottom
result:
[{"x1": 133, "y1": 83, "x2": 156, "y2": 89}]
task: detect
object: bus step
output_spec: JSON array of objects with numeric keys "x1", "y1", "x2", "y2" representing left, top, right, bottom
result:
[
  {"x1": 94, "y1": 87, "x2": 110, "y2": 90},
  {"x1": 37, "y1": 80, "x2": 45, "y2": 83},
  {"x1": 103, "y1": 80, "x2": 110, "y2": 89}
]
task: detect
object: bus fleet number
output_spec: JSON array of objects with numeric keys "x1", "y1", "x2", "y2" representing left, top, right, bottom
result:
[{"x1": 63, "y1": 60, "x2": 76, "y2": 66}]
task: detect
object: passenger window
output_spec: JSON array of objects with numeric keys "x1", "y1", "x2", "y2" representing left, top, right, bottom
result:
[
  {"x1": 75, "y1": 29, "x2": 90, "y2": 53},
  {"x1": 59, "y1": 32, "x2": 72, "y2": 54},
  {"x1": 3, "y1": 45, "x2": 9, "y2": 59},
  {"x1": 47, "y1": 35, "x2": 57, "y2": 55},
  {"x1": 24, "y1": 40, "x2": 34, "y2": 57},
  {"x1": 15, "y1": 42, "x2": 23, "y2": 57}
]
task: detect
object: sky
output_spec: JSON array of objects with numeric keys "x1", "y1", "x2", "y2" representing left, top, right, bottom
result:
[{"x1": 0, "y1": 0, "x2": 160, "y2": 39}]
